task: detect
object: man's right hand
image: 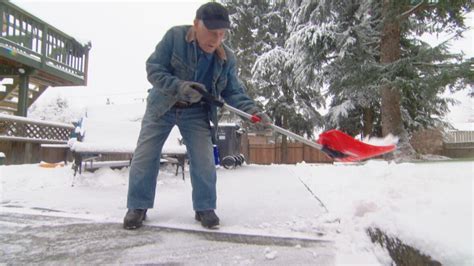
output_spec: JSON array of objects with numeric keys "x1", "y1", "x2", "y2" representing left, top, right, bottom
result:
[
  {"x1": 254, "y1": 111, "x2": 272, "y2": 132},
  {"x1": 178, "y1": 81, "x2": 205, "y2": 103},
  {"x1": 247, "y1": 108, "x2": 272, "y2": 131}
]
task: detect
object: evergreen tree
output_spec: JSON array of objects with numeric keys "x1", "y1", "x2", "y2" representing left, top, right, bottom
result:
[
  {"x1": 227, "y1": 0, "x2": 323, "y2": 138},
  {"x1": 285, "y1": 0, "x2": 472, "y2": 158},
  {"x1": 222, "y1": 0, "x2": 285, "y2": 125},
  {"x1": 319, "y1": 0, "x2": 384, "y2": 137},
  {"x1": 223, "y1": 0, "x2": 270, "y2": 100},
  {"x1": 377, "y1": 0, "x2": 472, "y2": 158},
  {"x1": 225, "y1": 0, "x2": 323, "y2": 162}
]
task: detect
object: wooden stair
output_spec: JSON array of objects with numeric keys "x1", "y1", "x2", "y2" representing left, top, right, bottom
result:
[{"x1": 0, "y1": 78, "x2": 47, "y2": 114}]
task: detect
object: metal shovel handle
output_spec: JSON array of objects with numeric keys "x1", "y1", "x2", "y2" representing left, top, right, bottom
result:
[
  {"x1": 221, "y1": 104, "x2": 324, "y2": 150},
  {"x1": 191, "y1": 85, "x2": 325, "y2": 151}
]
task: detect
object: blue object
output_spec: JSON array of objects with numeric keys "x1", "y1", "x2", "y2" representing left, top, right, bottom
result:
[{"x1": 213, "y1": 144, "x2": 220, "y2": 166}]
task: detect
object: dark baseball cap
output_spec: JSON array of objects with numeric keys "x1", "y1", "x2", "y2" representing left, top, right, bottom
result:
[{"x1": 196, "y1": 2, "x2": 230, "y2": 30}]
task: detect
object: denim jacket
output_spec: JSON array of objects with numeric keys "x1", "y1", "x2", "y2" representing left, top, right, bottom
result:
[{"x1": 145, "y1": 25, "x2": 256, "y2": 132}]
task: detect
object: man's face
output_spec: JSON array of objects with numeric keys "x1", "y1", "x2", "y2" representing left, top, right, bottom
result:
[{"x1": 193, "y1": 20, "x2": 226, "y2": 53}]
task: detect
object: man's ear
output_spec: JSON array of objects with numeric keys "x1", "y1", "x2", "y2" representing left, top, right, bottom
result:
[{"x1": 193, "y1": 19, "x2": 199, "y2": 28}]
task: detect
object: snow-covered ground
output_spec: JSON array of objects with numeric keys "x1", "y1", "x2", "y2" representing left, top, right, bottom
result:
[{"x1": 1, "y1": 160, "x2": 472, "y2": 265}]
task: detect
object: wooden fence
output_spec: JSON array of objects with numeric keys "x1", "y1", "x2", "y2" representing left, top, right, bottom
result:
[
  {"x1": 443, "y1": 130, "x2": 474, "y2": 158},
  {"x1": 0, "y1": 114, "x2": 73, "y2": 164},
  {"x1": 445, "y1": 131, "x2": 474, "y2": 143},
  {"x1": 247, "y1": 143, "x2": 333, "y2": 164}
]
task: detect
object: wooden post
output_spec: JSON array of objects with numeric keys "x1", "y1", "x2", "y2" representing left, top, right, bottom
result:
[
  {"x1": 24, "y1": 142, "x2": 33, "y2": 163},
  {"x1": 1, "y1": 4, "x2": 5, "y2": 36},
  {"x1": 83, "y1": 42, "x2": 91, "y2": 85},
  {"x1": 41, "y1": 24, "x2": 48, "y2": 68},
  {"x1": 16, "y1": 71, "x2": 29, "y2": 117}
]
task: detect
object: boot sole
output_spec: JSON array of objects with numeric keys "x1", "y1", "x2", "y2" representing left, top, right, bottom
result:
[
  {"x1": 123, "y1": 214, "x2": 146, "y2": 230},
  {"x1": 123, "y1": 224, "x2": 141, "y2": 230},
  {"x1": 123, "y1": 219, "x2": 144, "y2": 230},
  {"x1": 195, "y1": 214, "x2": 220, "y2": 229}
]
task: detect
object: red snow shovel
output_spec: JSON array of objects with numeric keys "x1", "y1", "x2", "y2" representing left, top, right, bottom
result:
[{"x1": 191, "y1": 85, "x2": 396, "y2": 162}]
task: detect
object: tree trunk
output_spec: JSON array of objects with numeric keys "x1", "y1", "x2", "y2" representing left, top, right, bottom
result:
[
  {"x1": 380, "y1": 0, "x2": 403, "y2": 138},
  {"x1": 362, "y1": 107, "x2": 374, "y2": 138},
  {"x1": 380, "y1": 0, "x2": 416, "y2": 160}
]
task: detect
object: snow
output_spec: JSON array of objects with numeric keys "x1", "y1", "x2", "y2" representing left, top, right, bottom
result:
[
  {"x1": 0, "y1": 113, "x2": 73, "y2": 129},
  {"x1": 327, "y1": 100, "x2": 355, "y2": 125},
  {"x1": 1, "y1": 160, "x2": 472, "y2": 265},
  {"x1": 69, "y1": 103, "x2": 186, "y2": 154},
  {"x1": 264, "y1": 247, "x2": 278, "y2": 260},
  {"x1": 445, "y1": 89, "x2": 474, "y2": 131},
  {"x1": 71, "y1": 119, "x2": 141, "y2": 153},
  {"x1": 362, "y1": 134, "x2": 399, "y2": 146}
]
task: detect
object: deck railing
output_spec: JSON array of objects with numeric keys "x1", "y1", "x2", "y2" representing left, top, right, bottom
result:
[{"x1": 0, "y1": 1, "x2": 90, "y2": 82}]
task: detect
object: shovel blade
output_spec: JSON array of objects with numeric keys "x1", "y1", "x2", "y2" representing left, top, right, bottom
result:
[{"x1": 317, "y1": 130, "x2": 396, "y2": 162}]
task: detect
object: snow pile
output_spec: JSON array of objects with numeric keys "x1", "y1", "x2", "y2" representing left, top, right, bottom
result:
[{"x1": 294, "y1": 161, "x2": 473, "y2": 265}]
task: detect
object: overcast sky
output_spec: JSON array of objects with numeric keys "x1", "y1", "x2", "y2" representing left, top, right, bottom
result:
[{"x1": 8, "y1": 1, "x2": 474, "y2": 112}]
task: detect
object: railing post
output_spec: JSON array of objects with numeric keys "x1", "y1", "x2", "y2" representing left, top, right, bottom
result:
[
  {"x1": 41, "y1": 24, "x2": 48, "y2": 68},
  {"x1": 16, "y1": 70, "x2": 29, "y2": 117},
  {"x1": 0, "y1": 3, "x2": 5, "y2": 37},
  {"x1": 83, "y1": 42, "x2": 91, "y2": 85}
]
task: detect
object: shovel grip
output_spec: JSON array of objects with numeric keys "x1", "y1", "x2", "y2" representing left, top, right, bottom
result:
[
  {"x1": 250, "y1": 115, "x2": 261, "y2": 123},
  {"x1": 190, "y1": 84, "x2": 224, "y2": 107}
]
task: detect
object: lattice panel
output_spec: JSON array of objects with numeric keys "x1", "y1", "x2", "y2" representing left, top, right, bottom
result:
[{"x1": 0, "y1": 119, "x2": 72, "y2": 141}]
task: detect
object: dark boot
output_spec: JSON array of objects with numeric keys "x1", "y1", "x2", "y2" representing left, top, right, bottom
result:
[
  {"x1": 195, "y1": 210, "x2": 220, "y2": 229},
  {"x1": 123, "y1": 209, "x2": 147, "y2": 230}
]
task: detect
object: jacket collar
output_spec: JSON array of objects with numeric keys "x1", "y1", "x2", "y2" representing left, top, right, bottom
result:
[{"x1": 186, "y1": 26, "x2": 227, "y2": 61}]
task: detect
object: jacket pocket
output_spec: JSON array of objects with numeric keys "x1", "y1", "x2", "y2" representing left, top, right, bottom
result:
[
  {"x1": 146, "y1": 88, "x2": 175, "y2": 118},
  {"x1": 171, "y1": 53, "x2": 193, "y2": 81},
  {"x1": 215, "y1": 75, "x2": 228, "y2": 96}
]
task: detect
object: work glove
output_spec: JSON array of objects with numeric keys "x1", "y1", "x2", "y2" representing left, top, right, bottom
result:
[
  {"x1": 178, "y1": 81, "x2": 205, "y2": 103},
  {"x1": 250, "y1": 109, "x2": 272, "y2": 131}
]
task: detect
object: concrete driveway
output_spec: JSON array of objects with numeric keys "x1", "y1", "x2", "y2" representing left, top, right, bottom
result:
[{"x1": 0, "y1": 211, "x2": 335, "y2": 265}]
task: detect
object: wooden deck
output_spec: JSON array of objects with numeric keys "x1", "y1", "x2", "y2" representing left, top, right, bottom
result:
[{"x1": 0, "y1": 1, "x2": 91, "y2": 115}]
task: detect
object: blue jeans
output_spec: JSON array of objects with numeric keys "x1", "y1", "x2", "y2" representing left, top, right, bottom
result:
[{"x1": 127, "y1": 103, "x2": 217, "y2": 211}]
